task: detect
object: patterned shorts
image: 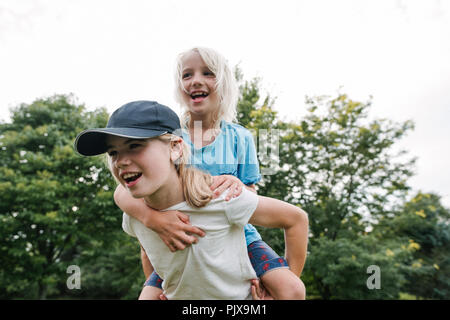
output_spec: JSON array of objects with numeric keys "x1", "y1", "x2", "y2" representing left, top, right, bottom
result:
[{"x1": 144, "y1": 240, "x2": 289, "y2": 288}]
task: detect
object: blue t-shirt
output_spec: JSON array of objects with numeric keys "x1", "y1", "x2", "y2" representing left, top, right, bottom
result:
[{"x1": 182, "y1": 120, "x2": 262, "y2": 246}]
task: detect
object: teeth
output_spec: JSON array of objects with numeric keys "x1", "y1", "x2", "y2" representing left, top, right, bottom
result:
[
  {"x1": 191, "y1": 92, "x2": 208, "y2": 97},
  {"x1": 123, "y1": 173, "x2": 140, "y2": 179}
]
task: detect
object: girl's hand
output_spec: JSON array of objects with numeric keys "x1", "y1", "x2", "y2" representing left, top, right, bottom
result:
[
  {"x1": 250, "y1": 279, "x2": 274, "y2": 300},
  {"x1": 151, "y1": 210, "x2": 206, "y2": 252},
  {"x1": 210, "y1": 175, "x2": 244, "y2": 201},
  {"x1": 159, "y1": 293, "x2": 168, "y2": 300}
]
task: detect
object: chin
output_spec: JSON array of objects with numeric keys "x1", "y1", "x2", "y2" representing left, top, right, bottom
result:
[
  {"x1": 129, "y1": 186, "x2": 159, "y2": 199},
  {"x1": 125, "y1": 188, "x2": 146, "y2": 199},
  {"x1": 190, "y1": 106, "x2": 210, "y2": 116}
]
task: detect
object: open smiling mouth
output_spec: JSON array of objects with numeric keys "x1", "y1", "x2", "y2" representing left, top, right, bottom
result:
[
  {"x1": 122, "y1": 173, "x2": 142, "y2": 186},
  {"x1": 191, "y1": 92, "x2": 209, "y2": 103}
]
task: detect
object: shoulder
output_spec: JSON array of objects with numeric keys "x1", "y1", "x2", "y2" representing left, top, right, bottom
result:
[
  {"x1": 223, "y1": 188, "x2": 259, "y2": 225},
  {"x1": 222, "y1": 121, "x2": 253, "y2": 137},
  {"x1": 222, "y1": 120, "x2": 251, "y2": 134},
  {"x1": 224, "y1": 187, "x2": 258, "y2": 208},
  {"x1": 122, "y1": 213, "x2": 136, "y2": 237},
  {"x1": 192, "y1": 187, "x2": 255, "y2": 209},
  {"x1": 162, "y1": 199, "x2": 224, "y2": 213}
]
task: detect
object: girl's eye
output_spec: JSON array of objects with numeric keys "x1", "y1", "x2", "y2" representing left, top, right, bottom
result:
[
  {"x1": 182, "y1": 73, "x2": 191, "y2": 79},
  {"x1": 204, "y1": 71, "x2": 215, "y2": 77},
  {"x1": 108, "y1": 150, "x2": 117, "y2": 157},
  {"x1": 129, "y1": 144, "x2": 141, "y2": 149}
]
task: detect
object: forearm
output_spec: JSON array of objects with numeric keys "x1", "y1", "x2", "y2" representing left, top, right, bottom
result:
[
  {"x1": 249, "y1": 196, "x2": 309, "y2": 276},
  {"x1": 128, "y1": 201, "x2": 153, "y2": 226},
  {"x1": 114, "y1": 184, "x2": 156, "y2": 227},
  {"x1": 284, "y1": 208, "x2": 308, "y2": 277}
]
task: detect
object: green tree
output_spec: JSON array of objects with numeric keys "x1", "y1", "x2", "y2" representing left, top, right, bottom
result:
[
  {"x1": 64, "y1": 230, "x2": 144, "y2": 299},
  {"x1": 237, "y1": 78, "x2": 419, "y2": 298},
  {"x1": 376, "y1": 192, "x2": 450, "y2": 299},
  {"x1": 0, "y1": 94, "x2": 124, "y2": 299},
  {"x1": 304, "y1": 235, "x2": 415, "y2": 299},
  {"x1": 288, "y1": 95, "x2": 416, "y2": 298}
]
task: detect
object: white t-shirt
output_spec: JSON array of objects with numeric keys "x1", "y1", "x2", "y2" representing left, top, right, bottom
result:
[{"x1": 122, "y1": 187, "x2": 259, "y2": 300}]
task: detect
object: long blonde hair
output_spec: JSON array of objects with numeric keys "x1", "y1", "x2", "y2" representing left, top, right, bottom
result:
[
  {"x1": 174, "y1": 47, "x2": 238, "y2": 133},
  {"x1": 159, "y1": 134, "x2": 214, "y2": 208}
]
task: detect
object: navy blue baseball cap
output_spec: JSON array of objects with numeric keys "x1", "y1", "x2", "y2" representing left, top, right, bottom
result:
[{"x1": 75, "y1": 100, "x2": 182, "y2": 156}]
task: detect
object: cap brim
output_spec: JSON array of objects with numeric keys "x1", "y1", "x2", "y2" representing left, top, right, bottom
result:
[{"x1": 74, "y1": 127, "x2": 167, "y2": 156}]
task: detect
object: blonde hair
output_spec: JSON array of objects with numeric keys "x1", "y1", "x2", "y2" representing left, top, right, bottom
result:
[
  {"x1": 174, "y1": 47, "x2": 238, "y2": 133},
  {"x1": 158, "y1": 134, "x2": 214, "y2": 208},
  {"x1": 107, "y1": 134, "x2": 214, "y2": 209}
]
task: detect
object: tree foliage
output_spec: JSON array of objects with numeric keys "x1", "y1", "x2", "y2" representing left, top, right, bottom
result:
[
  {"x1": 1, "y1": 70, "x2": 448, "y2": 299},
  {"x1": 0, "y1": 95, "x2": 139, "y2": 299},
  {"x1": 235, "y1": 72, "x2": 446, "y2": 299},
  {"x1": 375, "y1": 192, "x2": 450, "y2": 299}
]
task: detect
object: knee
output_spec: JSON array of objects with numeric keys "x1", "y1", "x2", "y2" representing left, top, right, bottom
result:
[
  {"x1": 261, "y1": 269, "x2": 306, "y2": 300},
  {"x1": 139, "y1": 286, "x2": 163, "y2": 300},
  {"x1": 276, "y1": 278, "x2": 306, "y2": 300}
]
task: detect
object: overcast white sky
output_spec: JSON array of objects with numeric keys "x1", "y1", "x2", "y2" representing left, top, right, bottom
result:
[{"x1": 1, "y1": 0, "x2": 449, "y2": 206}]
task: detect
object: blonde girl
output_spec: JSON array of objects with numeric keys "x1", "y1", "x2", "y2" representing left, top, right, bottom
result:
[{"x1": 114, "y1": 48, "x2": 307, "y2": 299}]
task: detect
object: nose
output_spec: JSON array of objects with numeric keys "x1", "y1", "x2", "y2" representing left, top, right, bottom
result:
[
  {"x1": 191, "y1": 72, "x2": 203, "y2": 86},
  {"x1": 114, "y1": 153, "x2": 131, "y2": 169}
]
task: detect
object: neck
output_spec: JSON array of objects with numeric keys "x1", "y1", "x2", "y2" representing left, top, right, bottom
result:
[
  {"x1": 188, "y1": 114, "x2": 222, "y2": 148},
  {"x1": 189, "y1": 113, "x2": 215, "y2": 130},
  {"x1": 143, "y1": 174, "x2": 185, "y2": 211}
]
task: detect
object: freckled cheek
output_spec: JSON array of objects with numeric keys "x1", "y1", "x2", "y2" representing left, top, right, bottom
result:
[
  {"x1": 182, "y1": 92, "x2": 191, "y2": 103},
  {"x1": 207, "y1": 79, "x2": 216, "y2": 87},
  {"x1": 141, "y1": 167, "x2": 169, "y2": 187},
  {"x1": 181, "y1": 81, "x2": 190, "y2": 93},
  {"x1": 140, "y1": 156, "x2": 170, "y2": 176},
  {"x1": 180, "y1": 89, "x2": 192, "y2": 103}
]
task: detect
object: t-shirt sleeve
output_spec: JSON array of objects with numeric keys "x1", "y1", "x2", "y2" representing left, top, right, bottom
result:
[
  {"x1": 224, "y1": 187, "x2": 259, "y2": 228},
  {"x1": 122, "y1": 212, "x2": 137, "y2": 238},
  {"x1": 236, "y1": 129, "x2": 261, "y2": 185}
]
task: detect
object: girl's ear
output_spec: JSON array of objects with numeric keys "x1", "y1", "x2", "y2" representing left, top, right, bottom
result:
[{"x1": 170, "y1": 139, "x2": 183, "y2": 164}]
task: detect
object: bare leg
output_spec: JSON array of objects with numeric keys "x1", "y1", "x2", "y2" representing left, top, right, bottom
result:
[
  {"x1": 260, "y1": 268, "x2": 305, "y2": 300},
  {"x1": 138, "y1": 286, "x2": 164, "y2": 300}
]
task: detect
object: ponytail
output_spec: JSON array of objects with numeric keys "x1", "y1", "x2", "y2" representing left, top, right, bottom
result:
[
  {"x1": 178, "y1": 163, "x2": 214, "y2": 208},
  {"x1": 159, "y1": 134, "x2": 214, "y2": 208}
]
